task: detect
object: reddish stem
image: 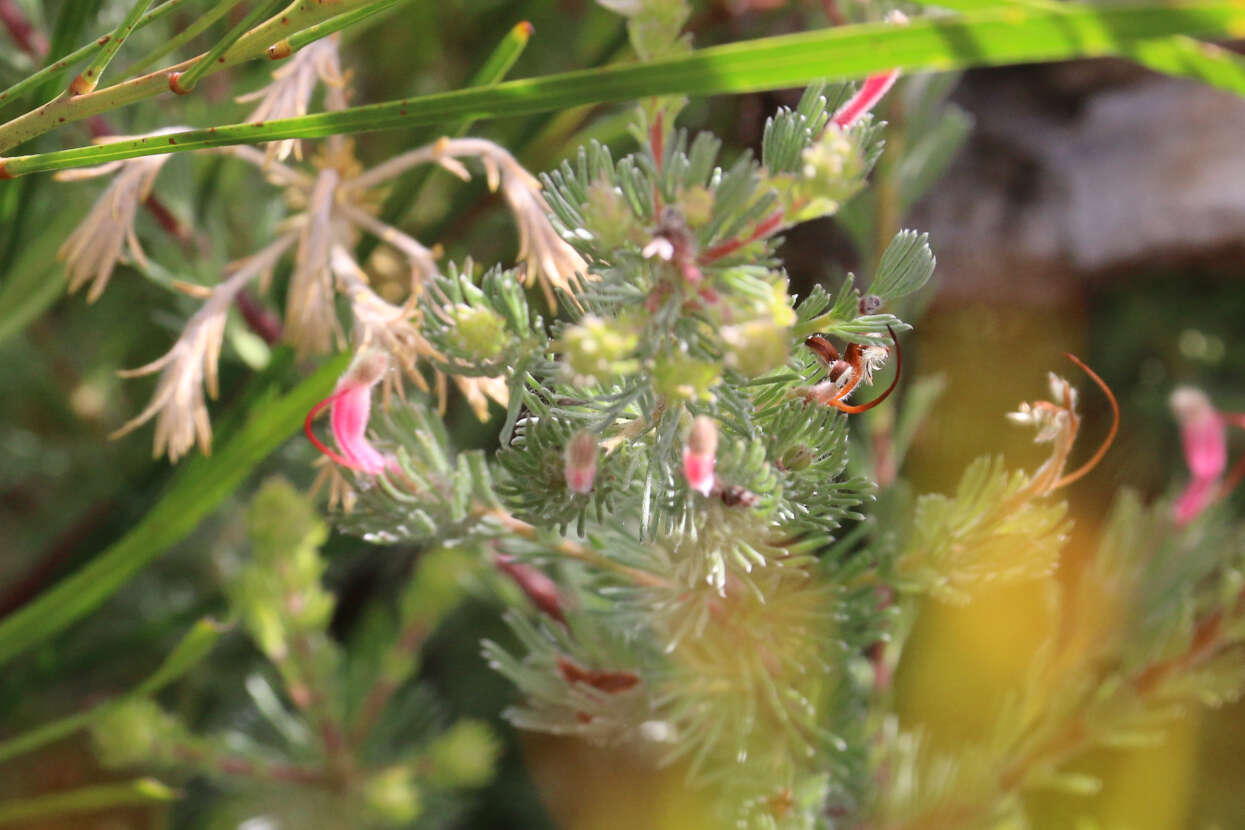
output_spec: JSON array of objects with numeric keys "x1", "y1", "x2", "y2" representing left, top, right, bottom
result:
[
  {"x1": 1050, "y1": 353, "x2": 1119, "y2": 489},
  {"x1": 234, "y1": 290, "x2": 282, "y2": 345},
  {"x1": 699, "y1": 209, "x2": 785, "y2": 264}
]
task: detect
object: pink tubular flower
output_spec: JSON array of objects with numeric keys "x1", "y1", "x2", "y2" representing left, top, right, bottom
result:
[
  {"x1": 1170, "y1": 386, "x2": 1245, "y2": 524},
  {"x1": 305, "y1": 351, "x2": 392, "y2": 474},
  {"x1": 683, "y1": 416, "x2": 718, "y2": 497},
  {"x1": 564, "y1": 431, "x2": 599, "y2": 495}
]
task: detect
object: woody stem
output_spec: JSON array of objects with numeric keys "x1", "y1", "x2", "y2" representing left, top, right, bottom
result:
[{"x1": 0, "y1": 0, "x2": 384, "y2": 154}]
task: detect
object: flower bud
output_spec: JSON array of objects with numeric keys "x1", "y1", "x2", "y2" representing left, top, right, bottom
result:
[
  {"x1": 425, "y1": 719, "x2": 500, "y2": 789},
  {"x1": 683, "y1": 416, "x2": 718, "y2": 496},
  {"x1": 564, "y1": 431, "x2": 599, "y2": 494},
  {"x1": 449, "y1": 304, "x2": 509, "y2": 360},
  {"x1": 858, "y1": 293, "x2": 883, "y2": 315},
  {"x1": 363, "y1": 766, "x2": 422, "y2": 825},
  {"x1": 495, "y1": 553, "x2": 567, "y2": 625}
]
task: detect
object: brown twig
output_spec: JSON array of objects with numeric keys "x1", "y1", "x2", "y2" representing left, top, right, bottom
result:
[{"x1": 0, "y1": 0, "x2": 381, "y2": 154}]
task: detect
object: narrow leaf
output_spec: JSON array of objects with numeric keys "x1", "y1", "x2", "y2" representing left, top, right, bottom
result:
[
  {"x1": 123, "y1": 0, "x2": 240, "y2": 77},
  {"x1": 0, "y1": 0, "x2": 196, "y2": 111}
]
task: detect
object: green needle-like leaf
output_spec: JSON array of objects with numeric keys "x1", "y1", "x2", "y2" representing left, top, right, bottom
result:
[
  {"x1": 5, "y1": 0, "x2": 1245, "y2": 177},
  {"x1": 281, "y1": 0, "x2": 414, "y2": 54},
  {"x1": 909, "y1": 0, "x2": 1245, "y2": 94}
]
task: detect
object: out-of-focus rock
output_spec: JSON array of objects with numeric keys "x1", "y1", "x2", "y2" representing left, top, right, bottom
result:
[{"x1": 914, "y1": 60, "x2": 1245, "y2": 303}]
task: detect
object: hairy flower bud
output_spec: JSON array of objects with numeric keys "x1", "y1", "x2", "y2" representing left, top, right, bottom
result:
[
  {"x1": 683, "y1": 415, "x2": 718, "y2": 496},
  {"x1": 564, "y1": 431, "x2": 600, "y2": 494},
  {"x1": 858, "y1": 293, "x2": 883, "y2": 315}
]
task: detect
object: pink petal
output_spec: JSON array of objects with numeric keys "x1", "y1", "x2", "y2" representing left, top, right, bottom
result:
[
  {"x1": 330, "y1": 382, "x2": 389, "y2": 475},
  {"x1": 1175, "y1": 475, "x2": 1218, "y2": 525},
  {"x1": 1181, "y1": 411, "x2": 1227, "y2": 481},
  {"x1": 307, "y1": 351, "x2": 391, "y2": 475},
  {"x1": 564, "y1": 432, "x2": 599, "y2": 494},
  {"x1": 683, "y1": 449, "x2": 715, "y2": 496},
  {"x1": 832, "y1": 70, "x2": 900, "y2": 128}
]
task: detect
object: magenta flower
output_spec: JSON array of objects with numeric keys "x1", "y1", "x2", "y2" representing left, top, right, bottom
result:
[
  {"x1": 305, "y1": 351, "x2": 392, "y2": 475},
  {"x1": 1170, "y1": 386, "x2": 1245, "y2": 524},
  {"x1": 683, "y1": 416, "x2": 718, "y2": 497}
]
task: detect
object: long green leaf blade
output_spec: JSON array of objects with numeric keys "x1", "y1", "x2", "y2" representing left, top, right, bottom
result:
[
  {"x1": 908, "y1": 0, "x2": 1245, "y2": 93},
  {"x1": 0, "y1": 0, "x2": 194, "y2": 110},
  {"x1": 5, "y1": 0, "x2": 1244, "y2": 177}
]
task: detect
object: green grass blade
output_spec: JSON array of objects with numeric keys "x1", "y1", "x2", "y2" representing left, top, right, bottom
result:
[
  {"x1": 0, "y1": 779, "x2": 177, "y2": 824},
  {"x1": 0, "y1": 708, "x2": 94, "y2": 766},
  {"x1": 1117, "y1": 36, "x2": 1245, "y2": 90},
  {"x1": 909, "y1": 0, "x2": 1245, "y2": 94},
  {"x1": 0, "y1": 197, "x2": 78, "y2": 340},
  {"x1": 35, "y1": 0, "x2": 105, "y2": 101},
  {"x1": 133, "y1": 616, "x2": 227, "y2": 695},
  {"x1": 5, "y1": 0, "x2": 1245, "y2": 176},
  {"x1": 0, "y1": 352, "x2": 349, "y2": 669}
]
